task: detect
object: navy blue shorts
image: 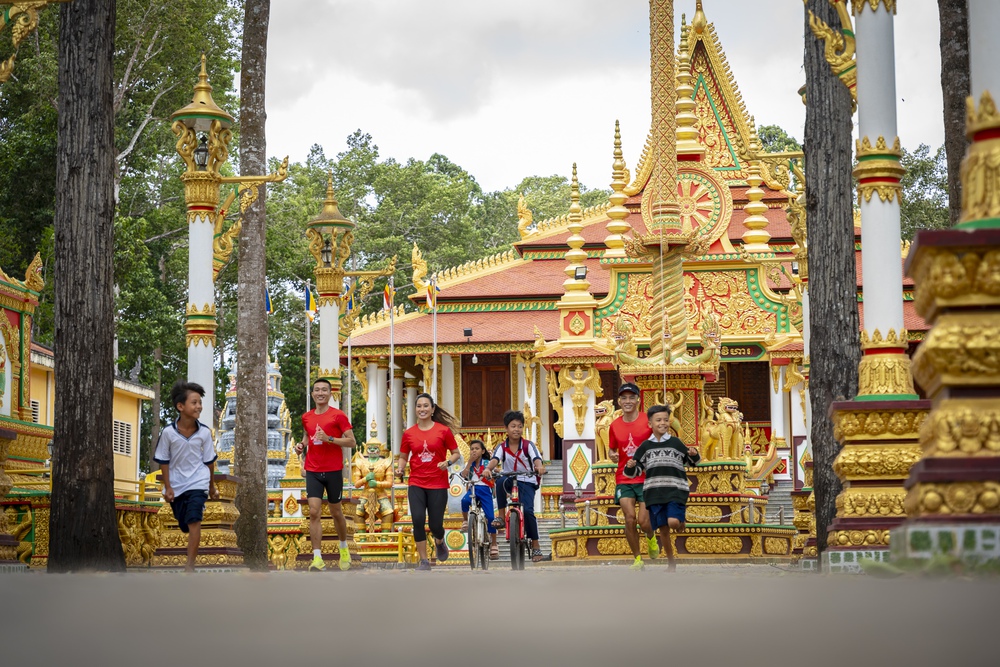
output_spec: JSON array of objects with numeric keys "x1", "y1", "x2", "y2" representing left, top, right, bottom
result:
[
  {"x1": 648, "y1": 502, "x2": 686, "y2": 531},
  {"x1": 170, "y1": 489, "x2": 208, "y2": 533}
]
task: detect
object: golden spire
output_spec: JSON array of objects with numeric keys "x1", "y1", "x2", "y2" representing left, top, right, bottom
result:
[
  {"x1": 676, "y1": 15, "x2": 704, "y2": 160},
  {"x1": 692, "y1": 0, "x2": 708, "y2": 36},
  {"x1": 560, "y1": 163, "x2": 591, "y2": 300},
  {"x1": 569, "y1": 162, "x2": 582, "y2": 224},
  {"x1": 604, "y1": 120, "x2": 631, "y2": 258},
  {"x1": 307, "y1": 171, "x2": 354, "y2": 233},
  {"x1": 741, "y1": 122, "x2": 771, "y2": 252},
  {"x1": 170, "y1": 54, "x2": 235, "y2": 129},
  {"x1": 648, "y1": 0, "x2": 681, "y2": 234}
]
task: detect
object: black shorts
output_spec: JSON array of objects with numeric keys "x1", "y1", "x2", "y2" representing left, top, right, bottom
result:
[
  {"x1": 305, "y1": 470, "x2": 344, "y2": 502},
  {"x1": 170, "y1": 489, "x2": 208, "y2": 533}
]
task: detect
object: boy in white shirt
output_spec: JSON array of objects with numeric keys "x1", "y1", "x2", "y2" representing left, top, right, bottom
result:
[{"x1": 154, "y1": 381, "x2": 219, "y2": 572}]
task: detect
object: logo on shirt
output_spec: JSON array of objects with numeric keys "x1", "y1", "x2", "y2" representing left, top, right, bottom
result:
[
  {"x1": 625, "y1": 434, "x2": 638, "y2": 458},
  {"x1": 311, "y1": 425, "x2": 326, "y2": 445},
  {"x1": 418, "y1": 442, "x2": 434, "y2": 463}
]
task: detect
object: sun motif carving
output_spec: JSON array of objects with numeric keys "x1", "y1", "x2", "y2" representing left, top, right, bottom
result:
[{"x1": 639, "y1": 167, "x2": 731, "y2": 248}]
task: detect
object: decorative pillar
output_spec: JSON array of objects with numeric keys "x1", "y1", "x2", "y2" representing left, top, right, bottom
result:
[
  {"x1": 306, "y1": 175, "x2": 355, "y2": 408},
  {"x1": 769, "y1": 366, "x2": 787, "y2": 445},
  {"x1": 441, "y1": 354, "x2": 456, "y2": 416},
  {"x1": 172, "y1": 56, "x2": 288, "y2": 418},
  {"x1": 376, "y1": 359, "x2": 389, "y2": 449},
  {"x1": 391, "y1": 367, "x2": 404, "y2": 454},
  {"x1": 404, "y1": 375, "x2": 418, "y2": 428},
  {"x1": 824, "y1": 0, "x2": 929, "y2": 573},
  {"x1": 890, "y1": 0, "x2": 1000, "y2": 565},
  {"x1": 365, "y1": 360, "x2": 378, "y2": 445}
]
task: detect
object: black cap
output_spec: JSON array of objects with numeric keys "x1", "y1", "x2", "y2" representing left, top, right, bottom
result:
[{"x1": 618, "y1": 382, "x2": 640, "y2": 396}]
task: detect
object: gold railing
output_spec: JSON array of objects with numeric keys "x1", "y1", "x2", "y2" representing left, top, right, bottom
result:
[{"x1": 3, "y1": 468, "x2": 161, "y2": 502}]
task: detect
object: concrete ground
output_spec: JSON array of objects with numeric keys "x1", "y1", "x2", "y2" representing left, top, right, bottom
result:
[{"x1": 1, "y1": 564, "x2": 994, "y2": 666}]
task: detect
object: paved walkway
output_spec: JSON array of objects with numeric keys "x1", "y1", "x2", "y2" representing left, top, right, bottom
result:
[{"x1": 1, "y1": 566, "x2": 994, "y2": 666}]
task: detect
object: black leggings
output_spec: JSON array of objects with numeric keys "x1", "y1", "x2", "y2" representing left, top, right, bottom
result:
[{"x1": 408, "y1": 486, "x2": 448, "y2": 543}]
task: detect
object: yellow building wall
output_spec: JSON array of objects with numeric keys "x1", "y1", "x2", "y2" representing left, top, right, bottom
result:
[{"x1": 28, "y1": 356, "x2": 150, "y2": 495}]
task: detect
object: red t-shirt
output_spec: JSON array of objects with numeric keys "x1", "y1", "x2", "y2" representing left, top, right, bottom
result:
[
  {"x1": 609, "y1": 416, "x2": 652, "y2": 485},
  {"x1": 302, "y1": 407, "x2": 352, "y2": 473},
  {"x1": 400, "y1": 422, "x2": 458, "y2": 490}
]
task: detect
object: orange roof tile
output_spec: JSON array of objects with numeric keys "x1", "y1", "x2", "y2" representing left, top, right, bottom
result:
[
  {"x1": 439, "y1": 258, "x2": 610, "y2": 300},
  {"x1": 348, "y1": 310, "x2": 562, "y2": 348}
]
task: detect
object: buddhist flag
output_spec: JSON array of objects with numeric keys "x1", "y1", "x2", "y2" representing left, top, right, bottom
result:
[
  {"x1": 265, "y1": 286, "x2": 274, "y2": 315},
  {"x1": 346, "y1": 291, "x2": 355, "y2": 314},
  {"x1": 425, "y1": 283, "x2": 440, "y2": 309},
  {"x1": 383, "y1": 282, "x2": 395, "y2": 310},
  {"x1": 304, "y1": 285, "x2": 317, "y2": 322}
]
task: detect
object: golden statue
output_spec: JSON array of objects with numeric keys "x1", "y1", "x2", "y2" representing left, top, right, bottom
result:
[
  {"x1": 547, "y1": 368, "x2": 564, "y2": 438},
  {"x1": 559, "y1": 365, "x2": 603, "y2": 437},
  {"x1": 594, "y1": 400, "x2": 621, "y2": 464},
  {"x1": 652, "y1": 389, "x2": 684, "y2": 438},
  {"x1": 139, "y1": 513, "x2": 160, "y2": 566},
  {"x1": 351, "y1": 440, "x2": 395, "y2": 533},
  {"x1": 699, "y1": 397, "x2": 745, "y2": 462},
  {"x1": 270, "y1": 534, "x2": 289, "y2": 570},
  {"x1": 411, "y1": 242, "x2": 428, "y2": 292},
  {"x1": 533, "y1": 325, "x2": 547, "y2": 351},
  {"x1": 517, "y1": 194, "x2": 534, "y2": 240},
  {"x1": 523, "y1": 400, "x2": 541, "y2": 444}
]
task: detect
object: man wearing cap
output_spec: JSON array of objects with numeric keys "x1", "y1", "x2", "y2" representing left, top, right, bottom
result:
[{"x1": 608, "y1": 382, "x2": 660, "y2": 570}]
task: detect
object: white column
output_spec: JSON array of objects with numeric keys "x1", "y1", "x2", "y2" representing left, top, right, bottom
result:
[
  {"x1": 853, "y1": 0, "x2": 913, "y2": 397},
  {"x1": 769, "y1": 365, "x2": 787, "y2": 443},
  {"x1": 318, "y1": 299, "x2": 340, "y2": 408},
  {"x1": 391, "y1": 368, "x2": 404, "y2": 454},
  {"x1": 187, "y1": 212, "x2": 215, "y2": 413},
  {"x1": 969, "y1": 2, "x2": 1000, "y2": 99},
  {"x1": 539, "y1": 369, "x2": 551, "y2": 458},
  {"x1": 441, "y1": 354, "x2": 456, "y2": 416},
  {"x1": 405, "y1": 376, "x2": 418, "y2": 428},
  {"x1": 365, "y1": 361, "x2": 378, "y2": 442},
  {"x1": 376, "y1": 362, "x2": 389, "y2": 448}
]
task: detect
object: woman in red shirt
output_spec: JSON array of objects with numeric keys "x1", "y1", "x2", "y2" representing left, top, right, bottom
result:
[{"x1": 395, "y1": 393, "x2": 460, "y2": 570}]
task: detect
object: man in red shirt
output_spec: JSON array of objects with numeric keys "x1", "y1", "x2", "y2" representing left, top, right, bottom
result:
[
  {"x1": 295, "y1": 379, "x2": 356, "y2": 571},
  {"x1": 608, "y1": 382, "x2": 659, "y2": 570}
]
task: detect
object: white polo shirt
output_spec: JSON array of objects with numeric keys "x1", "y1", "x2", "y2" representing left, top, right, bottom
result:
[{"x1": 153, "y1": 421, "x2": 217, "y2": 497}]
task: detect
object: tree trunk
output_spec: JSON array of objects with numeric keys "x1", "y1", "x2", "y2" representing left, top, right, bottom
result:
[
  {"x1": 48, "y1": 0, "x2": 125, "y2": 572},
  {"x1": 803, "y1": 0, "x2": 859, "y2": 562},
  {"x1": 938, "y1": 0, "x2": 970, "y2": 225},
  {"x1": 233, "y1": 0, "x2": 271, "y2": 571}
]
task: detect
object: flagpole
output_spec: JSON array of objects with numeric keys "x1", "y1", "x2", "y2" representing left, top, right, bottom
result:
[
  {"x1": 305, "y1": 282, "x2": 312, "y2": 412},
  {"x1": 388, "y1": 276, "x2": 395, "y2": 450},
  {"x1": 346, "y1": 281, "x2": 352, "y2": 428},
  {"x1": 431, "y1": 275, "x2": 438, "y2": 402}
]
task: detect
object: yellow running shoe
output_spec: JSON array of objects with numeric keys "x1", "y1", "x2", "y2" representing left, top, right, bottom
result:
[
  {"x1": 647, "y1": 536, "x2": 660, "y2": 559},
  {"x1": 339, "y1": 547, "x2": 351, "y2": 571},
  {"x1": 630, "y1": 555, "x2": 645, "y2": 571},
  {"x1": 309, "y1": 555, "x2": 326, "y2": 571}
]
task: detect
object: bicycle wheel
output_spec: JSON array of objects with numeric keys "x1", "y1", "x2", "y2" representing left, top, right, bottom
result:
[
  {"x1": 478, "y1": 515, "x2": 490, "y2": 571},
  {"x1": 468, "y1": 512, "x2": 479, "y2": 570},
  {"x1": 509, "y1": 511, "x2": 522, "y2": 571}
]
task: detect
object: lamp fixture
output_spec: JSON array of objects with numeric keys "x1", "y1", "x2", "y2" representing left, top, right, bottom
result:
[
  {"x1": 193, "y1": 135, "x2": 209, "y2": 171},
  {"x1": 574, "y1": 265, "x2": 588, "y2": 280},
  {"x1": 321, "y1": 239, "x2": 333, "y2": 267}
]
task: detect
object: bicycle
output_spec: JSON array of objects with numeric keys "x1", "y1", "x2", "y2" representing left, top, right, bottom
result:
[
  {"x1": 491, "y1": 470, "x2": 530, "y2": 570},
  {"x1": 451, "y1": 472, "x2": 490, "y2": 571}
]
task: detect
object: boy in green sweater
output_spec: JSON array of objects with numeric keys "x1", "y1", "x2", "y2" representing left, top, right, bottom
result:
[{"x1": 624, "y1": 404, "x2": 700, "y2": 571}]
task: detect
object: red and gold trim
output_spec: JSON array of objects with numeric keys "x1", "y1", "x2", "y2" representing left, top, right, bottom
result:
[
  {"x1": 185, "y1": 303, "x2": 217, "y2": 347},
  {"x1": 958, "y1": 90, "x2": 1000, "y2": 230},
  {"x1": 853, "y1": 136, "x2": 904, "y2": 205}
]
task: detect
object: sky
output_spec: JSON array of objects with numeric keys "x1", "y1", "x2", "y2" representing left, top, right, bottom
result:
[{"x1": 261, "y1": 0, "x2": 945, "y2": 193}]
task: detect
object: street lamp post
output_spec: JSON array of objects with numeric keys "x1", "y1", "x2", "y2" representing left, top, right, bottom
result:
[{"x1": 170, "y1": 55, "x2": 288, "y2": 417}]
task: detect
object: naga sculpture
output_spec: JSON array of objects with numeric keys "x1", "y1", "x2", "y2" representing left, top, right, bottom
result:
[{"x1": 517, "y1": 194, "x2": 534, "y2": 240}]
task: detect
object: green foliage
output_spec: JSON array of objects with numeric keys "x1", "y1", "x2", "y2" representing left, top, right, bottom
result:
[
  {"x1": 899, "y1": 144, "x2": 950, "y2": 240},
  {"x1": 757, "y1": 125, "x2": 802, "y2": 153}
]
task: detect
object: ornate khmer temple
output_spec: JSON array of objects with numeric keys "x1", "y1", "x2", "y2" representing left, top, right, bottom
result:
[
  {"x1": 8, "y1": 0, "x2": 1000, "y2": 571},
  {"x1": 340, "y1": 0, "x2": 927, "y2": 562}
]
